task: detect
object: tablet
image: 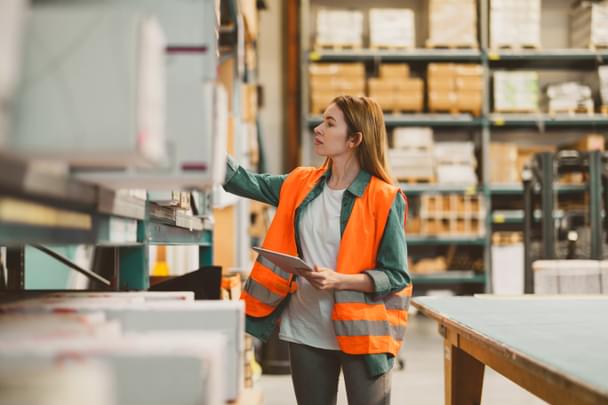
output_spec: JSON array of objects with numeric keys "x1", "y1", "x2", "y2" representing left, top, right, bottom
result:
[{"x1": 252, "y1": 247, "x2": 313, "y2": 274}]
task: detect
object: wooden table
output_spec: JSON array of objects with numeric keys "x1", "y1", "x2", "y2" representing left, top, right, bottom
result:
[{"x1": 412, "y1": 296, "x2": 608, "y2": 405}]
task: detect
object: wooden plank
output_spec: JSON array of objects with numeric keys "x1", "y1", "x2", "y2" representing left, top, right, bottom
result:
[
  {"x1": 458, "y1": 332, "x2": 595, "y2": 405},
  {"x1": 445, "y1": 336, "x2": 484, "y2": 405},
  {"x1": 414, "y1": 298, "x2": 608, "y2": 404}
]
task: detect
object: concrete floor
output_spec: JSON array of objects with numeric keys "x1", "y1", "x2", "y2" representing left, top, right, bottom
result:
[{"x1": 259, "y1": 313, "x2": 548, "y2": 405}]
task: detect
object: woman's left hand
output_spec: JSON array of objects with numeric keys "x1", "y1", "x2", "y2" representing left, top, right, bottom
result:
[{"x1": 302, "y1": 265, "x2": 344, "y2": 290}]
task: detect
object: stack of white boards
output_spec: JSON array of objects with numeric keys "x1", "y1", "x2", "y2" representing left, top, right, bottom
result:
[
  {"x1": 0, "y1": 291, "x2": 245, "y2": 405},
  {"x1": 4, "y1": 0, "x2": 227, "y2": 190}
]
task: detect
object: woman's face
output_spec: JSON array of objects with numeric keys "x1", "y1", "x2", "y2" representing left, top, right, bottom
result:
[{"x1": 312, "y1": 103, "x2": 352, "y2": 158}]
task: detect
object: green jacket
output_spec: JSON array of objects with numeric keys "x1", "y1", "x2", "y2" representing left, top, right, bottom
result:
[{"x1": 223, "y1": 157, "x2": 410, "y2": 377}]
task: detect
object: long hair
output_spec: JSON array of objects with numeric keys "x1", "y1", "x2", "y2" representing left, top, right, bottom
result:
[{"x1": 324, "y1": 95, "x2": 394, "y2": 184}]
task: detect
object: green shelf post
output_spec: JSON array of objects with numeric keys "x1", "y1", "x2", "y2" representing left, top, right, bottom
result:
[{"x1": 119, "y1": 246, "x2": 149, "y2": 290}]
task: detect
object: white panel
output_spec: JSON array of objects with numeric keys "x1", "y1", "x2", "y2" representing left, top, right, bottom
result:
[
  {"x1": 8, "y1": 3, "x2": 167, "y2": 167},
  {"x1": 0, "y1": 0, "x2": 28, "y2": 148},
  {"x1": 0, "y1": 333, "x2": 226, "y2": 405}
]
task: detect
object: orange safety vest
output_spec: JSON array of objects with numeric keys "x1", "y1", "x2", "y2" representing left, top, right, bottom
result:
[{"x1": 240, "y1": 166, "x2": 413, "y2": 356}]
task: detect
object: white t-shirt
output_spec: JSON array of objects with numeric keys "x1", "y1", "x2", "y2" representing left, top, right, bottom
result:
[{"x1": 279, "y1": 184, "x2": 344, "y2": 350}]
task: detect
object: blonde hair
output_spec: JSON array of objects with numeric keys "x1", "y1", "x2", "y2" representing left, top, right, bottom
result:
[{"x1": 324, "y1": 95, "x2": 394, "y2": 184}]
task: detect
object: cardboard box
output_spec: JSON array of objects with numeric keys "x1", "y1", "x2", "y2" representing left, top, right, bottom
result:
[
  {"x1": 428, "y1": 0, "x2": 477, "y2": 47},
  {"x1": 309, "y1": 63, "x2": 365, "y2": 77},
  {"x1": 393, "y1": 127, "x2": 434, "y2": 149},
  {"x1": 457, "y1": 91, "x2": 482, "y2": 115},
  {"x1": 310, "y1": 76, "x2": 366, "y2": 92},
  {"x1": 455, "y1": 76, "x2": 483, "y2": 91},
  {"x1": 429, "y1": 91, "x2": 458, "y2": 111},
  {"x1": 428, "y1": 63, "x2": 457, "y2": 79},
  {"x1": 369, "y1": 9, "x2": 415, "y2": 49},
  {"x1": 574, "y1": 134, "x2": 605, "y2": 151},
  {"x1": 241, "y1": 84, "x2": 257, "y2": 123},
  {"x1": 394, "y1": 93, "x2": 424, "y2": 111},
  {"x1": 428, "y1": 78, "x2": 455, "y2": 92},
  {"x1": 455, "y1": 64, "x2": 483, "y2": 77},
  {"x1": 379, "y1": 64, "x2": 410, "y2": 78}
]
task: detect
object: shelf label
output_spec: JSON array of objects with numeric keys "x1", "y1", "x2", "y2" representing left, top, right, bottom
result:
[
  {"x1": 465, "y1": 186, "x2": 476, "y2": 195},
  {"x1": 309, "y1": 51, "x2": 320, "y2": 61},
  {"x1": 494, "y1": 214, "x2": 505, "y2": 223},
  {"x1": 494, "y1": 117, "x2": 505, "y2": 126},
  {"x1": 488, "y1": 51, "x2": 500, "y2": 61}
]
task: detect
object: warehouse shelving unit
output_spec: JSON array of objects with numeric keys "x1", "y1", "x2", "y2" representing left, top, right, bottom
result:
[
  {"x1": 297, "y1": 0, "x2": 608, "y2": 294},
  {"x1": 0, "y1": 1, "x2": 265, "y2": 403},
  {"x1": 0, "y1": 0, "x2": 255, "y2": 291}
]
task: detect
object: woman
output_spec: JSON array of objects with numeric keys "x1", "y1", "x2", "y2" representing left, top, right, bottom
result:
[{"x1": 224, "y1": 95, "x2": 412, "y2": 405}]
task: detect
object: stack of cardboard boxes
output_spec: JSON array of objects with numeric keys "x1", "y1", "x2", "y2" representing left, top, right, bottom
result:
[
  {"x1": 389, "y1": 127, "x2": 434, "y2": 182},
  {"x1": 309, "y1": 63, "x2": 366, "y2": 114},
  {"x1": 434, "y1": 141, "x2": 478, "y2": 185},
  {"x1": 427, "y1": 63, "x2": 483, "y2": 116},
  {"x1": 570, "y1": 1, "x2": 608, "y2": 49},
  {"x1": 493, "y1": 71, "x2": 540, "y2": 112},
  {"x1": 490, "y1": 0, "x2": 541, "y2": 49},
  {"x1": 369, "y1": 8, "x2": 415, "y2": 49},
  {"x1": 419, "y1": 193, "x2": 485, "y2": 236},
  {"x1": 490, "y1": 143, "x2": 557, "y2": 184},
  {"x1": 315, "y1": 9, "x2": 363, "y2": 49},
  {"x1": 546, "y1": 82, "x2": 594, "y2": 114},
  {"x1": 368, "y1": 64, "x2": 424, "y2": 113},
  {"x1": 427, "y1": 0, "x2": 478, "y2": 48}
]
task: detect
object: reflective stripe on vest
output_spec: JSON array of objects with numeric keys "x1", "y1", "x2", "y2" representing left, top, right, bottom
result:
[
  {"x1": 243, "y1": 277, "x2": 284, "y2": 308},
  {"x1": 242, "y1": 255, "x2": 296, "y2": 317},
  {"x1": 332, "y1": 284, "x2": 413, "y2": 356}
]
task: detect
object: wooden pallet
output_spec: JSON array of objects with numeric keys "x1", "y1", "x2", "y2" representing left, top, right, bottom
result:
[
  {"x1": 425, "y1": 41, "x2": 479, "y2": 50},
  {"x1": 429, "y1": 106, "x2": 482, "y2": 116},
  {"x1": 492, "y1": 231, "x2": 523, "y2": 246},
  {"x1": 493, "y1": 43, "x2": 541, "y2": 51},
  {"x1": 493, "y1": 108, "x2": 540, "y2": 114},
  {"x1": 584, "y1": 43, "x2": 608, "y2": 50},
  {"x1": 314, "y1": 43, "x2": 362, "y2": 51},
  {"x1": 384, "y1": 108, "x2": 424, "y2": 115},
  {"x1": 548, "y1": 106, "x2": 594, "y2": 116},
  {"x1": 399, "y1": 176, "x2": 434, "y2": 184},
  {"x1": 371, "y1": 44, "x2": 414, "y2": 51}
]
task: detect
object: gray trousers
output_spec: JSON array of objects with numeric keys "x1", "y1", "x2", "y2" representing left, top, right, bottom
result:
[{"x1": 287, "y1": 342, "x2": 392, "y2": 405}]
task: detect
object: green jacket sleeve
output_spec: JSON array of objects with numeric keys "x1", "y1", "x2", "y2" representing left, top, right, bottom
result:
[
  {"x1": 223, "y1": 155, "x2": 288, "y2": 207},
  {"x1": 364, "y1": 192, "x2": 411, "y2": 298}
]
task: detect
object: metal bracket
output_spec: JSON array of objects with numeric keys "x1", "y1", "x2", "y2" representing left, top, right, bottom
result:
[{"x1": 32, "y1": 245, "x2": 110, "y2": 287}]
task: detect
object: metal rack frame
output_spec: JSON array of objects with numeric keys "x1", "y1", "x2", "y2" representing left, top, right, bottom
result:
[
  {"x1": 522, "y1": 151, "x2": 604, "y2": 293},
  {"x1": 298, "y1": 0, "x2": 608, "y2": 292}
]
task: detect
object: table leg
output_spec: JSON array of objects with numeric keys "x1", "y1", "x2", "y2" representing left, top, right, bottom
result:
[{"x1": 444, "y1": 337, "x2": 485, "y2": 405}]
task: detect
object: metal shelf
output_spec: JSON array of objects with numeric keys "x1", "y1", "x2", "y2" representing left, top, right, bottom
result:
[
  {"x1": 487, "y1": 49, "x2": 608, "y2": 69},
  {"x1": 412, "y1": 272, "x2": 486, "y2": 284},
  {"x1": 401, "y1": 184, "x2": 480, "y2": 195},
  {"x1": 0, "y1": 155, "x2": 97, "y2": 207},
  {"x1": 407, "y1": 236, "x2": 487, "y2": 246},
  {"x1": 492, "y1": 209, "x2": 568, "y2": 224},
  {"x1": 308, "y1": 48, "x2": 482, "y2": 62},
  {"x1": 308, "y1": 114, "x2": 483, "y2": 128},
  {"x1": 144, "y1": 223, "x2": 212, "y2": 246},
  {"x1": 490, "y1": 113, "x2": 608, "y2": 128},
  {"x1": 490, "y1": 184, "x2": 587, "y2": 195},
  {"x1": 0, "y1": 223, "x2": 97, "y2": 245}
]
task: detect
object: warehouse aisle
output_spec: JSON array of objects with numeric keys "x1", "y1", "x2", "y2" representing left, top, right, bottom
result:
[{"x1": 260, "y1": 313, "x2": 548, "y2": 404}]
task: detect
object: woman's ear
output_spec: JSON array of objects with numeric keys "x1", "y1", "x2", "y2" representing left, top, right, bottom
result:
[{"x1": 350, "y1": 132, "x2": 363, "y2": 148}]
